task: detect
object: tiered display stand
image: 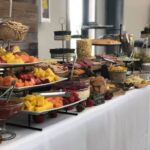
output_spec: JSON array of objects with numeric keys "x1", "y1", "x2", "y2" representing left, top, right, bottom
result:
[{"x1": 0, "y1": 60, "x2": 88, "y2": 131}]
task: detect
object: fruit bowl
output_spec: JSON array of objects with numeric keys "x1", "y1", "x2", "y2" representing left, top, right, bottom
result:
[
  {"x1": 0, "y1": 99, "x2": 23, "y2": 120},
  {"x1": 0, "y1": 99, "x2": 23, "y2": 141}
]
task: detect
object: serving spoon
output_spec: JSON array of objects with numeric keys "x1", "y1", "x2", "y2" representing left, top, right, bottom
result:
[{"x1": 0, "y1": 80, "x2": 16, "y2": 102}]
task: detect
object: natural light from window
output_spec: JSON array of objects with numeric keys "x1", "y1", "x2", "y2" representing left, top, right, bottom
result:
[
  {"x1": 69, "y1": 0, "x2": 83, "y2": 49},
  {"x1": 69, "y1": 0, "x2": 95, "y2": 56}
]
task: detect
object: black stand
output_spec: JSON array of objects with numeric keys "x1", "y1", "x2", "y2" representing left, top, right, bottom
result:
[
  {"x1": 7, "y1": 110, "x2": 79, "y2": 131},
  {"x1": 7, "y1": 114, "x2": 42, "y2": 131}
]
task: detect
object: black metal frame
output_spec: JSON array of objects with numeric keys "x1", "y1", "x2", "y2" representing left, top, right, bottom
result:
[
  {"x1": 7, "y1": 114, "x2": 43, "y2": 131},
  {"x1": 6, "y1": 110, "x2": 78, "y2": 131}
]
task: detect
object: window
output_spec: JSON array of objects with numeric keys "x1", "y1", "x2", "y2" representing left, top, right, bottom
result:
[
  {"x1": 68, "y1": 0, "x2": 83, "y2": 49},
  {"x1": 68, "y1": 0, "x2": 96, "y2": 56}
]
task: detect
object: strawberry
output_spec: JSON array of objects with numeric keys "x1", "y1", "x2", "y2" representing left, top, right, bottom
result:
[
  {"x1": 72, "y1": 91, "x2": 78, "y2": 97},
  {"x1": 105, "y1": 92, "x2": 113, "y2": 100},
  {"x1": 32, "y1": 115, "x2": 45, "y2": 123},
  {"x1": 86, "y1": 99, "x2": 95, "y2": 107},
  {"x1": 74, "y1": 96, "x2": 79, "y2": 102},
  {"x1": 69, "y1": 96, "x2": 75, "y2": 103}
]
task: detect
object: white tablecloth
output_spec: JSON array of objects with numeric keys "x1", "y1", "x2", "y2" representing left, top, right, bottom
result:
[{"x1": 1, "y1": 87, "x2": 150, "y2": 150}]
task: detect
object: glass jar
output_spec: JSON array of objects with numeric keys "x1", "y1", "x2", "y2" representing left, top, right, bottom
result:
[{"x1": 77, "y1": 39, "x2": 92, "y2": 58}]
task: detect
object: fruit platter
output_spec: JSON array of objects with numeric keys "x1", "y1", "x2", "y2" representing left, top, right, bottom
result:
[
  {"x1": 21, "y1": 91, "x2": 87, "y2": 115},
  {"x1": 92, "y1": 39, "x2": 121, "y2": 46},
  {"x1": 38, "y1": 60, "x2": 70, "y2": 77},
  {"x1": 0, "y1": 67, "x2": 67, "y2": 91},
  {"x1": 0, "y1": 46, "x2": 41, "y2": 67},
  {"x1": 0, "y1": 78, "x2": 68, "y2": 91}
]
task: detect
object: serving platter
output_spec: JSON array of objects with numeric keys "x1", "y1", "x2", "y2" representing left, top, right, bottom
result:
[
  {"x1": 0, "y1": 78, "x2": 68, "y2": 92},
  {"x1": 82, "y1": 25, "x2": 114, "y2": 29},
  {"x1": 117, "y1": 58, "x2": 140, "y2": 62},
  {"x1": 22, "y1": 98, "x2": 87, "y2": 115},
  {"x1": 92, "y1": 43, "x2": 121, "y2": 46},
  {"x1": 0, "y1": 61, "x2": 43, "y2": 68}
]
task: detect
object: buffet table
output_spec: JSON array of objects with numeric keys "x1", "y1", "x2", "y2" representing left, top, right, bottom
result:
[{"x1": 1, "y1": 87, "x2": 150, "y2": 150}]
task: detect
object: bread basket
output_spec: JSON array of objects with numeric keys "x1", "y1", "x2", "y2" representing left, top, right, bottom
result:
[{"x1": 0, "y1": 20, "x2": 29, "y2": 41}]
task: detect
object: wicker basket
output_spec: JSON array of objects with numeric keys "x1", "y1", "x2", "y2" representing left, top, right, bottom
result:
[{"x1": 0, "y1": 21, "x2": 29, "y2": 41}]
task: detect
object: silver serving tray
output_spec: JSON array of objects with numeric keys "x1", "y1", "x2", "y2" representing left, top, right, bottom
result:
[
  {"x1": 34, "y1": 91, "x2": 71, "y2": 97},
  {"x1": 0, "y1": 78, "x2": 68, "y2": 91},
  {"x1": 22, "y1": 98, "x2": 87, "y2": 115}
]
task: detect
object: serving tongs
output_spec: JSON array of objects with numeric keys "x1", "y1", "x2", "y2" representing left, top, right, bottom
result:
[
  {"x1": 70, "y1": 55, "x2": 77, "y2": 80},
  {"x1": 0, "y1": 80, "x2": 16, "y2": 101},
  {"x1": 36, "y1": 91, "x2": 71, "y2": 98}
]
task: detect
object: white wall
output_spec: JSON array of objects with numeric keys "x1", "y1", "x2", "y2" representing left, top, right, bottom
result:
[
  {"x1": 124, "y1": 0, "x2": 150, "y2": 39},
  {"x1": 38, "y1": 0, "x2": 67, "y2": 59},
  {"x1": 38, "y1": 0, "x2": 150, "y2": 58}
]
